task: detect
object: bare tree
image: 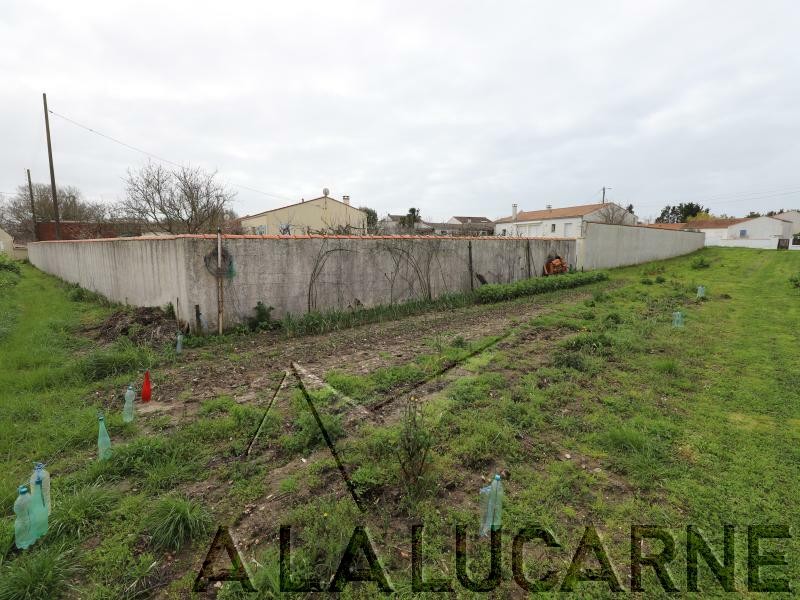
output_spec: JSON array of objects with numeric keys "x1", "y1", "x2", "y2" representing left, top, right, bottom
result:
[
  {"x1": 0, "y1": 183, "x2": 111, "y2": 242},
  {"x1": 594, "y1": 203, "x2": 633, "y2": 225},
  {"x1": 120, "y1": 163, "x2": 235, "y2": 234}
]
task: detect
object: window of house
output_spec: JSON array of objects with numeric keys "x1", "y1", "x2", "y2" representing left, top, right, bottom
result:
[
  {"x1": 739, "y1": 229, "x2": 747, "y2": 238},
  {"x1": 550, "y1": 224, "x2": 556, "y2": 233},
  {"x1": 501, "y1": 228, "x2": 507, "y2": 236}
]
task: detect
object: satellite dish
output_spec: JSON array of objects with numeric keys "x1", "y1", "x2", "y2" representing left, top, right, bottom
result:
[{"x1": 323, "y1": 187, "x2": 330, "y2": 197}]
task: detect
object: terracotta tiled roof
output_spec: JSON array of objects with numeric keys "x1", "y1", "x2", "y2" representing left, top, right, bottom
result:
[
  {"x1": 495, "y1": 202, "x2": 612, "y2": 223},
  {"x1": 451, "y1": 216, "x2": 493, "y2": 224},
  {"x1": 648, "y1": 218, "x2": 749, "y2": 230}
]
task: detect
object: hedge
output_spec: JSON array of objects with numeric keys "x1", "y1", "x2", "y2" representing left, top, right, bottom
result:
[{"x1": 475, "y1": 271, "x2": 608, "y2": 303}]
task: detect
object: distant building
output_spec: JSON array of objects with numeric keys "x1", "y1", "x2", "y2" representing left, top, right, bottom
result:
[
  {"x1": 379, "y1": 214, "x2": 434, "y2": 234},
  {"x1": 494, "y1": 202, "x2": 636, "y2": 237},
  {"x1": 648, "y1": 215, "x2": 795, "y2": 249},
  {"x1": 429, "y1": 216, "x2": 494, "y2": 236},
  {"x1": 241, "y1": 191, "x2": 367, "y2": 235}
]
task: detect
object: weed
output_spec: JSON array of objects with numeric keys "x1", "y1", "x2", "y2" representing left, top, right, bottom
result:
[
  {"x1": 640, "y1": 277, "x2": 654, "y2": 285},
  {"x1": 0, "y1": 545, "x2": 81, "y2": 600},
  {"x1": 655, "y1": 275, "x2": 667, "y2": 284},
  {"x1": 562, "y1": 332, "x2": 613, "y2": 354},
  {"x1": 397, "y1": 399, "x2": 433, "y2": 496},
  {"x1": 50, "y1": 484, "x2": 119, "y2": 540},
  {"x1": 0, "y1": 254, "x2": 21, "y2": 275},
  {"x1": 144, "y1": 495, "x2": 212, "y2": 551},
  {"x1": 790, "y1": 273, "x2": 800, "y2": 289},
  {"x1": 280, "y1": 410, "x2": 344, "y2": 454},
  {"x1": 603, "y1": 312, "x2": 623, "y2": 327},
  {"x1": 451, "y1": 335, "x2": 467, "y2": 348},
  {"x1": 654, "y1": 358, "x2": 680, "y2": 376},
  {"x1": 691, "y1": 256, "x2": 711, "y2": 269},
  {"x1": 78, "y1": 339, "x2": 155, "y2": 381}
]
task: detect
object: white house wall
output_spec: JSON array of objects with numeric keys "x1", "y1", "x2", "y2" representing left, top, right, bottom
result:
[
  {"x1": 496, "y1": 217, "x2": 581, "y2": 238},
  {"x1": 725, "y1": 217, "x2": 792, "y2": 240}
]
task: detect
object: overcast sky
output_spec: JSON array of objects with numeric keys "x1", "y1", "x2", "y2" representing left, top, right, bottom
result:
[{"x1": 2, "y1": 1, "x2": 799, "y2": 222}]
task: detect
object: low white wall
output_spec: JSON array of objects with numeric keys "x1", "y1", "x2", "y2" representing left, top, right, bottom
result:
[
  {"x1": 576, "y1": 223, "x2": 705, "y2": 270},
  {"x1": 711, "y1": 238, "x2": 784, "y2": 249}
]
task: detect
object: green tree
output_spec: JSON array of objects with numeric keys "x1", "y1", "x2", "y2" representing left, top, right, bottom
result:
[
  {"x1": 359, "y1": 206, "x2": 378, "y2": 232},
  {"x1": 655, "y1": 203, "x2": 706, "y2": 224},
  {"x1": 398, "y1": 208, "x2": 421, "y2": 230}
]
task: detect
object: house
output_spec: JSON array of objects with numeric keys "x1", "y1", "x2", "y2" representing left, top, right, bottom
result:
[
  {"x1": 647, "y1": 218, "x2": 748, "y2": 246},
  {"x1": 724, "y1": 216, "x2": 792, "y2": 245},
  {"x1": 494, "y1": 202, "x2": 636, "y2": 237},
  {"x1": 773, "y1": 210, "x2": 800, "y2": 235},
  {"x1": 240, "y1": 190, "x2": 368, "y2": 235},
  {"x1": 379, "y1": 214, "x2": 434, "y2": 234},
  {"x1": 429, "y1": 216, "x2": 494, "y2": 236}
]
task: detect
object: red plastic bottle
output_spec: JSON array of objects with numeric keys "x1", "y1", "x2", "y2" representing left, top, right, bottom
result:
[{"x1": 142, "y1": 370, "x2": 152, "y2": 403}]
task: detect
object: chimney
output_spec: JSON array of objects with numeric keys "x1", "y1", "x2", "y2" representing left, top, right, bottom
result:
[
  {"x1": 512, "y1": 203, "x2": 518, "y2": 220},
  {"x1": 343, "y1": 195, "x2": 350, "y2": 205}
]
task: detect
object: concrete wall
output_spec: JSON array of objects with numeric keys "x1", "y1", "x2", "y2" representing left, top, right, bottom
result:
[
  {"x1": 28, "y1": 237, "x2": 187, "y2": 310},
  {"x1": 29, "y1": 235, "x2": 576, "y2": 331},
  {"x1": 576, "y1": 222, "x2": 705, "y2": 270}
]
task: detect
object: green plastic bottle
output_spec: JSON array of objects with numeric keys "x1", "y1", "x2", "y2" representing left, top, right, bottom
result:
[
  {"x1": 30, "y1": 477, "x2": 49, "y2": 540},
  {"x1": 123, "y1": 385, "x2": 135, "y2": 423},
  {"x1": 479, "y1": 474, "x2": 504, "y2": 536},
  {"x1": 14, "y1": 486, "x2": 36, "y2": 550},
  {"x1": 97, "y1": 414, "x2": 112, "y2": 460}
]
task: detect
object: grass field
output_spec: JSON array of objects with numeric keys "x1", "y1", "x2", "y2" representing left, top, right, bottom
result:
[{"x1": 0, "y1": 247, "x2": 799, "y2": 598}]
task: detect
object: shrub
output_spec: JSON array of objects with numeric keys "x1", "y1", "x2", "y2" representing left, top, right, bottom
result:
[
  {"x1": 144, "y1": 495, "x2": 212, "y2": 551},
  {"x1": 655, "y1": 275, "x2": 666, "y2": 284},
  {"x1": 248, "y1": 301, "x2": 280, "y2": 331},
  {"x1": 475, "y1": 271, "x2": 608, "y2": 304},
  {"x1": 790, "y1": 273, "x2": 800, "y2": 289},
  {"x1": 0, "y1": 254, "x2": 21, "y2": 275},
  {"x1": 640, "y1": 278, "x2": 654, "y2": 285}
]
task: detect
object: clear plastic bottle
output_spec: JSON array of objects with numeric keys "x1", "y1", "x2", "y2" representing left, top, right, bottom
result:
[
  {"x1": 479, "y1": 474, "x2": 504, "y2": 536},
  {"x1": 29, "y1": 462, "x2": 51, "y2": 515},
  {"x1": 97, "y1": 414, "x2": 112, "y2": 460},
  {"x1": 14, "y1": 485, "x2": 36, "y2": 550},
  {"x1": 30, "y1": 477, "x2": 49, "y2": 540},
  {"x1": 176, "y1": 332, "x2": 184, "y2": 354},
  {"x1": 123, "y1": 385, "x2": 135, "y2": 423}
]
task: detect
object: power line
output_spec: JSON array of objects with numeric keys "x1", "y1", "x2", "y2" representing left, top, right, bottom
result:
[{"x1": 47, "y1": 109, "x2": 293, "y2": 203}]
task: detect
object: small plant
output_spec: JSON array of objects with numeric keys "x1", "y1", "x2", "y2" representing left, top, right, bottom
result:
[
  {"x1": 790, "y1": 273, "x2": 800, "y2": 289},
  {"x1": 640, "y1": 277, "x2": 654, "y2": 285},
  {"x1": 603, "y1": 312, "x2": 623, "y2": 327},
  {"x1": 145, "y1": 495, "x2": 212, "y2": 551},
  {"x1": 397, "y1": 398, "x2": 432, "y2": 496},
  {"x1": 654, "y1": 358, "x2": 680, "y2": 376},
  {"x1": 163, "y1": 302, "x2": 176, "y2": 319},
  {"x1": 655, "y1": 275, "x2": 666, "y2": 284},
  {"x1": 563, "y1": 332, "x2": 613, "y2": 354},
  {"x1": 690, "y1": 256, "x2": 711, "y2": 270}
]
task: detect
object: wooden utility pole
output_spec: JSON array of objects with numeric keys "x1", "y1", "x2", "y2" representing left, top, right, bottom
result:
[
  {"x1": 26, "y1": 169, "x2": 37, "y2": 241},
  {"x1": 42, "y1": 93, "x2": 61, "y2": 239},
  {"x1": 217, "y1": 227, "x2": 224, "y2": 335}
]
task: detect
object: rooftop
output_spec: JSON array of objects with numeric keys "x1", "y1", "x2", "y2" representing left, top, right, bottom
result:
[{"x1": 495, "y1": 202, "x2": 614, "y2": 223}]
